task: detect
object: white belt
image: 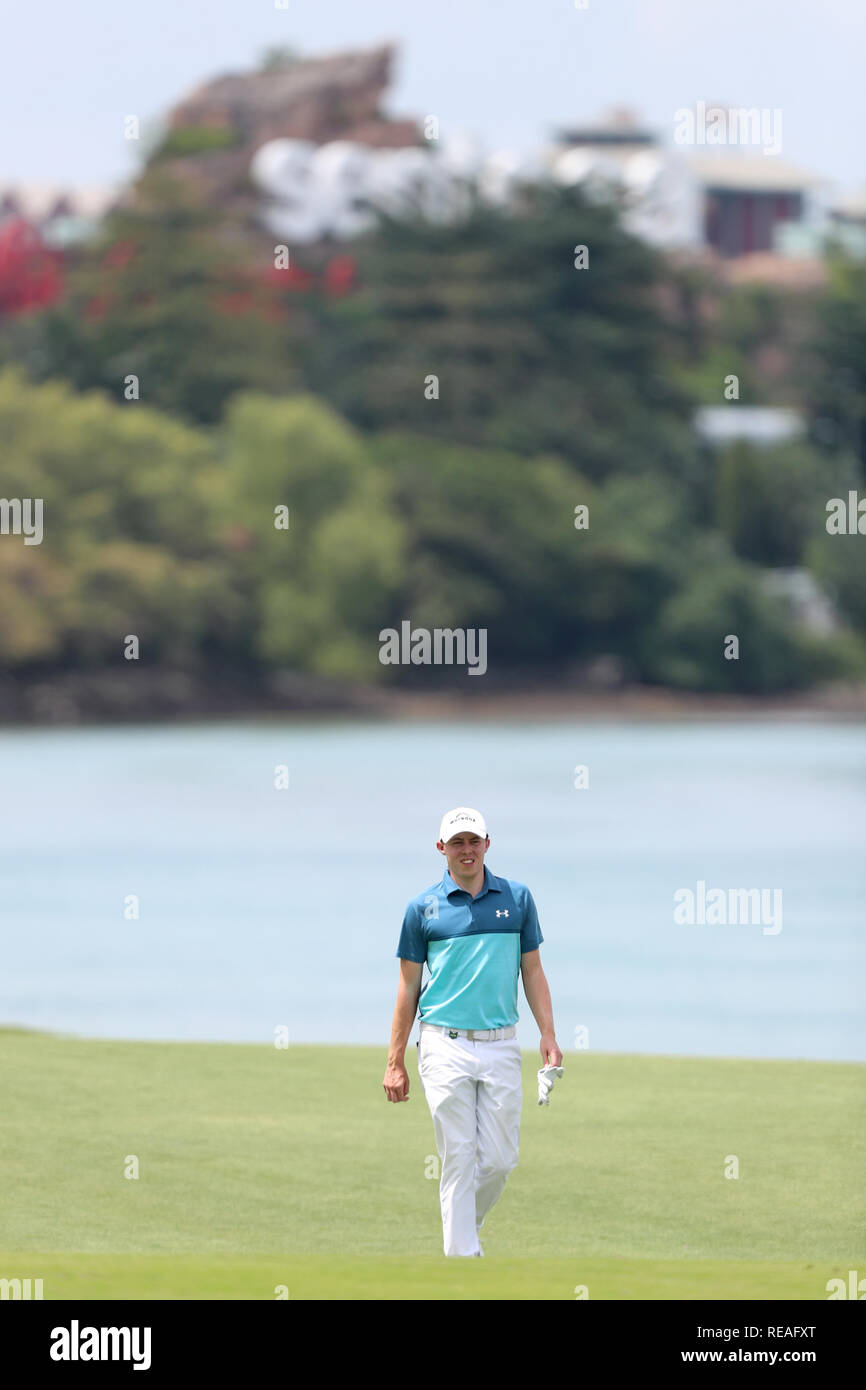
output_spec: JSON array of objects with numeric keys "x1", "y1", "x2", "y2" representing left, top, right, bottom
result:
[{"x1": 420, "y1": 1021, "x2": 516, "y2": 1041}]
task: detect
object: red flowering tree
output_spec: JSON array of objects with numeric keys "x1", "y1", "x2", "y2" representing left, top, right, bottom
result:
[{"x1": 0, "y1": 219, "x2": 64, "y2": 316}]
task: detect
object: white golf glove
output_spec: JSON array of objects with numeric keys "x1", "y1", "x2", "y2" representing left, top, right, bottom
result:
[{"x1": 537, "y1": 1064, "x2": 564, "y2": 1106}]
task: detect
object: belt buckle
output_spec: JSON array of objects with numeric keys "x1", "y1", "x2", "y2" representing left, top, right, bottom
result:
[{"x1": 448, "y1": 1029, "x2": 459, "y2": 1039}]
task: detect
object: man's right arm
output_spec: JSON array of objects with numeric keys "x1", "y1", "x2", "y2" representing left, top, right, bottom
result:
[{"x1": 382, "y1": 958, "x2": 423, "y2": 1103}]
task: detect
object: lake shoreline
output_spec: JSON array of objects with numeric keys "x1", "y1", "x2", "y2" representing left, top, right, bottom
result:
[{"x1": 2, "y1": 667, "x2": 866, "y2": 726}]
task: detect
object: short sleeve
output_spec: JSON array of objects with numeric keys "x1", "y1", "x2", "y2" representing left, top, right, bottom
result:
[
  {"x1": 519, "y1": 887, "x2": 544, "y2": 953},
  {"x1": 396, "y1": 901, "x2": 427, "y2": 963}
]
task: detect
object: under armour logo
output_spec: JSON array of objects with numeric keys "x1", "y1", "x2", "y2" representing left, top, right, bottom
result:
[{"x1": 496, "y1": 910, "x2": 509, "y2": 918}]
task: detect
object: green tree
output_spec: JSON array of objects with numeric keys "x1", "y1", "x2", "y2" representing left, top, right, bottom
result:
[
  {"x1": 806, "y1": 254, "x2": 866, "y2": 477},
  {"x1": 0, "y1": 367, "x2": 244, "y2": 676},
  {"x1": 20, "y1": 168, "x2": 294, "y2": 426},
  {"x1": 220, "y1": 392, "x2": 407, "y2": 680},
  {"x1": 640, "y1": 551, "x2": 823, "y2": 692},
  {"x1": 715, "y1": 440, "x2": 851, "y2": 567},
  {"x1": 306, "y1": 183, "x2": 698, "y2": 493}
]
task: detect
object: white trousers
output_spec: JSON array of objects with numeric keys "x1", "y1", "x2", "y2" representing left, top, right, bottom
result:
[{"x1": 417, "y1": 1026, "x2": 522, "y2": 1256}]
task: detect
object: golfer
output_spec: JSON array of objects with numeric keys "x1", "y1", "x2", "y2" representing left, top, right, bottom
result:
[{"x1": 382, "y1": 807, "x2": 562, "y2": 1257}]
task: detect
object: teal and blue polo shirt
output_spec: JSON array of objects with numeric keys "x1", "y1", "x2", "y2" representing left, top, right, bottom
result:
[{"x1": 396, "y1": 866, "x2": 544, "y2": 1030}]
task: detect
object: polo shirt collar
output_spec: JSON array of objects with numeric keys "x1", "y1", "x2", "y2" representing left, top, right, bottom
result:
[{"x1": 442, "y1": 865, "x2": 502, "y2": 898}]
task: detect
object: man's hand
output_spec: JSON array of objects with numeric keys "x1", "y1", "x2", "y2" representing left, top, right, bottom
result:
[
  {"x1": 383, "y1": 1060, "x2": 410, "y2": 1102},
  {"x1": 539, "y1": 1033, "x2": 562, "y2": 1067},
  {"x1": 384, "y1": 962, "x2": 422, "y2": 1102}
]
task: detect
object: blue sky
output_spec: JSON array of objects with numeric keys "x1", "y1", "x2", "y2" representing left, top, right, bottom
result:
[{"x1": 3, "y1": 0, "x2": 863, "y2": 198}]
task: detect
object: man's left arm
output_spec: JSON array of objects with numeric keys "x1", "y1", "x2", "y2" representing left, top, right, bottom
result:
[{"x1": 520, "y1": 949, "x2": 563, "y2": 1066}]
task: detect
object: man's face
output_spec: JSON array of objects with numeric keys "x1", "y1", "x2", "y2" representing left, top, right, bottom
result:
[{"x1": 437, "y1": 832, "x2": 490, "y2": 878}]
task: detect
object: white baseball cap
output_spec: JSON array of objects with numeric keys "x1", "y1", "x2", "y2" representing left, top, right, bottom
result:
[{"x1": 438, "y1": 807, "x2": 488, "y2": 843}]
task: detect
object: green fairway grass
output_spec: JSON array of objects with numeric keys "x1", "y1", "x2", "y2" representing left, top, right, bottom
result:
[
  {"x1": 1, "y1": 1029, "x2": 863, "y2": 1299},
  {"x1": 0, "y1": 1252, "x2": 835, "y2": 1300}
]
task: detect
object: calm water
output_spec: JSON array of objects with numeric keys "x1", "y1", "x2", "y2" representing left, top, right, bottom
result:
[{"x1": 1, "y1": 717, "x2": 863, "y2": 1061}]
